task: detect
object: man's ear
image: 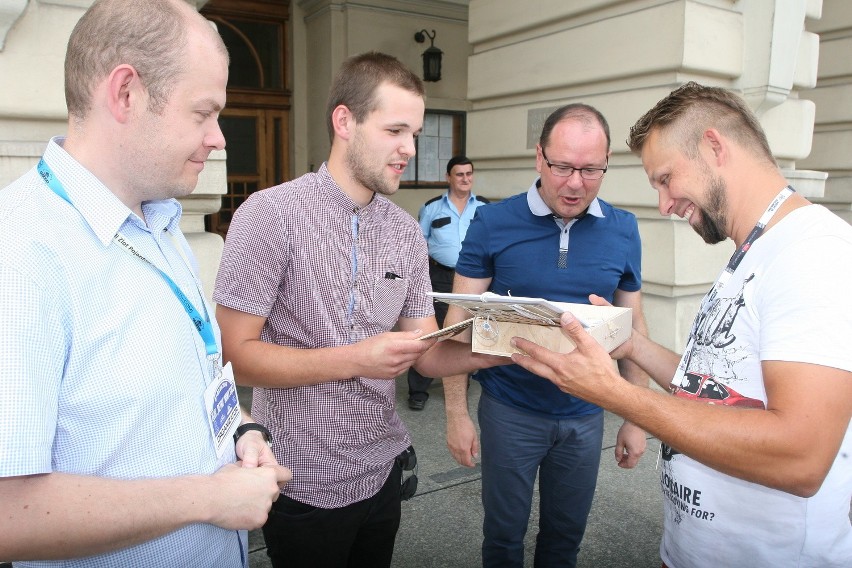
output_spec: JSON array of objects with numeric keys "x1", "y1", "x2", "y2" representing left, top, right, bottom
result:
[
  {"x1": 331, "y1": 105, "x2": 354, "y2": 141},
  {"x1": 535, "y1": 144, "x2": 544, "y2": 175},
  {"x1": 702, "y1": 128, "x2": 727, "y2": 166},
  {"x1": 105, "y1": 64, "x2": 141, "y2": 124}
]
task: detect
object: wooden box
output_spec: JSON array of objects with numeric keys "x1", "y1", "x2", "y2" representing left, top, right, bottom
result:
[{"x1": 425, "y1": 293, "x2": 632, "y2": 357}]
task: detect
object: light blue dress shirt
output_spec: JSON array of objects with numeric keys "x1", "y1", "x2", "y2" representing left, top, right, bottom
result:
[
  {"x1": 0, "y1": 138, "x2": 245, "y2": 567},
  {"x1": 418, "y1": 191, "x2": 489, "y2": 268}
]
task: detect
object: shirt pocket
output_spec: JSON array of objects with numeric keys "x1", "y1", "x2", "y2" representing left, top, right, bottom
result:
[
  {"x1": 431, "y1": 216, "x2": 451, "y2": 229},
  {"x1": 370, "y1": 276, "x2": 408, "y2": 328}
]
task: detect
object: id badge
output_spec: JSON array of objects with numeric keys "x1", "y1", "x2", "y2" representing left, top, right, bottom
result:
[{"x1": 204, "y1": 361, "x2": 241, "y2": 460}]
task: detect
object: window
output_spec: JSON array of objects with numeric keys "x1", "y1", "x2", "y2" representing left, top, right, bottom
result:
[{"x1": 401, "y1": 110, "x2": 465, "y2": 188}]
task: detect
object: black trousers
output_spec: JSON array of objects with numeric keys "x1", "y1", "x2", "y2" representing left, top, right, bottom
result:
[
  {"x1": 262, "y1": 462, "x2": 404, "y2": 568},
  {"x1": 407, "y1": 260, "x2": 454, "y2": 397}
]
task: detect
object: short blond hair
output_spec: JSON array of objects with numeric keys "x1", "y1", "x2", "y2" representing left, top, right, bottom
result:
[
  {"x1": 65, "y1": 0, "x2": 227, "y2": 119},
  {"x1": 627, "y1": 82, "x2": 775, "y2": 166}
]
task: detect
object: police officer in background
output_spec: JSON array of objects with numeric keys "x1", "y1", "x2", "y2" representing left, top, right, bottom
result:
[{"x1": 407, "y1": 156, "x2": 489, "y2": 410}]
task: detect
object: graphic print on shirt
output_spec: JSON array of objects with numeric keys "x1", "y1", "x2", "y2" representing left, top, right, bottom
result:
[
  {"x1": 660, "y1": 274, "x2": 765, "y2": 526},
  {"x1": 660, "y1": 467, "x2": 710, "y2": 525}
]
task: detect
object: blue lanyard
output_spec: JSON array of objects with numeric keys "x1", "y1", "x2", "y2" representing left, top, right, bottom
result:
[{"x1": 37, "y1": 159, "x2": 219, "y2": 357}]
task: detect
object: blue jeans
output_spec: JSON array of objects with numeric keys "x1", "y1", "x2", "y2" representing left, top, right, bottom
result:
[{"x1": 478, "y1": 391, "x2": 604, "y2": 568}]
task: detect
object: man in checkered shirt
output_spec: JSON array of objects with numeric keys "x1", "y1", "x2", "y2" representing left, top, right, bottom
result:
[{"x1": 213, "y1": 52, "x2": 504, "y2": 568}]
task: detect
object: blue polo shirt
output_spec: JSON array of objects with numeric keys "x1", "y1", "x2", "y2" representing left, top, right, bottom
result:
[
  {"x1": 456, "y1": 180, "x2": 642, "y2": 418},
  {"x1": 419, "y1": 191, "x2": 489, "y2": 268}
]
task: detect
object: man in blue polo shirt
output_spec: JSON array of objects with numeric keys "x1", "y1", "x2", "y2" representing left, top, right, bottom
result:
[
  {"x1": 407, "y1": 156, "x2": 489, "y2": 410},
  {"x1": 441, "y1": 104, "x2": 650, "y2": 567}
]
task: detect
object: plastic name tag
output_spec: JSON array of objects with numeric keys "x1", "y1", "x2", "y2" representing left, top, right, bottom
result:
[{"x1": 204, "y1": 362, "x2": 241, "y2": 460}]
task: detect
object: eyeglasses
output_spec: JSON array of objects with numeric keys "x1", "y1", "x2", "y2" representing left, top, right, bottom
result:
[
  {"x1": 396, "y1": 445, "x2": 418, "y2": 501},
  {"x1": 541, "y1": 148, "x2": 607, "y2": 180}
]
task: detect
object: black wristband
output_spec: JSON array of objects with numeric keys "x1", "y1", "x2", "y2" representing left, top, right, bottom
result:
[{"x1": 233, "y1": 422, "x2": 272, "y2": 447}]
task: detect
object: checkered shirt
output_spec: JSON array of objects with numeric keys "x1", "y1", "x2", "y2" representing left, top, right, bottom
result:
[{"x1": 214, "y1": 164, "x2": 433, "y2": 508}]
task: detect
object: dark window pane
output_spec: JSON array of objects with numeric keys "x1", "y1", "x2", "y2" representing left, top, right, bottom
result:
[
  {"x1": 218, "y1": 25, "x2": 262, "y2": 89},
  {"x1": 220, "y1": 117, "x2": 258, "y2": 175},
  {"x1": 233, "y1": 20, "x2": 283, "y2": 90}
]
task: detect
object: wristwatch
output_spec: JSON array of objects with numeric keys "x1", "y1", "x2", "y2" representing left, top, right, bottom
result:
[{"x1": 233, "y1": 422, "x2": 273, "y2": 448}]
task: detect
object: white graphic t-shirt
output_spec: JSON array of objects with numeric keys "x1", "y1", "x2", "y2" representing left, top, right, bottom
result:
[{"x1": 659, "y1": 205, "x2": 852, "y2": 568}]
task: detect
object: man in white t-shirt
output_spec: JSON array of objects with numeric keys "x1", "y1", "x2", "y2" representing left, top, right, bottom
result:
[{"x1": 511, "y1": 82, "x2": 852, "y2": 567}]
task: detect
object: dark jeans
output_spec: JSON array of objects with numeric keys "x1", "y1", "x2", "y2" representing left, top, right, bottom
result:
[
  {"x1": 262, "y1": 463, "x2": 403, "y2": 568},
  {"x1": 478, "y1": 392, "x2": 604, "y2": 568},
  {"x1": 407, "y1": 260, "x2": 454, "y2": 397}
]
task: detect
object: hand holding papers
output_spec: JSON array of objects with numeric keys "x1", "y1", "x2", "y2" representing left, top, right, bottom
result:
[{"x1": 418, "y1": 318, "x2": 474, "y2": 341}]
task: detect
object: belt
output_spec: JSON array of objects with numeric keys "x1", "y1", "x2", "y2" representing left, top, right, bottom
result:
[{"x1": 429, "y1": 257, "x2": 454, "y2": 272}]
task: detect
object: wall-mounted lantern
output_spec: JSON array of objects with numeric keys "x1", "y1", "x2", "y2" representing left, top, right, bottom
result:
[{"x1": 414, "y1": 29, "x2": 442, "y2": 82}]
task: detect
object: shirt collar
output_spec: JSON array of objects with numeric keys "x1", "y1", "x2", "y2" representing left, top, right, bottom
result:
[
  {"x1": 526, "y1": 177, "x2": 604, "y2": 219},
  {"x1": 318, "y1": 162, "x2": 387, "y2": 218},
  {"x1": 443, "y1": 191, "x2": 476, "y2": 203},
  {"x1": 43, "y1": 137, "x2": 182, "y2": 244},
  {"x1": 142, "y1": 199, "x2": 183, "y2": 234}
]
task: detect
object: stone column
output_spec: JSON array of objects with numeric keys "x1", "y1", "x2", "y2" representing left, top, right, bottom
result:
[{"x1": 802, "y1": 0, "x2": 852, "y2": 224}]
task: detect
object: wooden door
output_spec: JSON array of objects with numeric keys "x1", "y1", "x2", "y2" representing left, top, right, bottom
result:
[{"x1": 207, "y1": 108, "x2": 289, "y2": 236}]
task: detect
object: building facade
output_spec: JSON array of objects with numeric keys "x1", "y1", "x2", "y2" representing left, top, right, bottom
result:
[{"x1": 1, "y1": 0, "x2": 849, "y2": 350}]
